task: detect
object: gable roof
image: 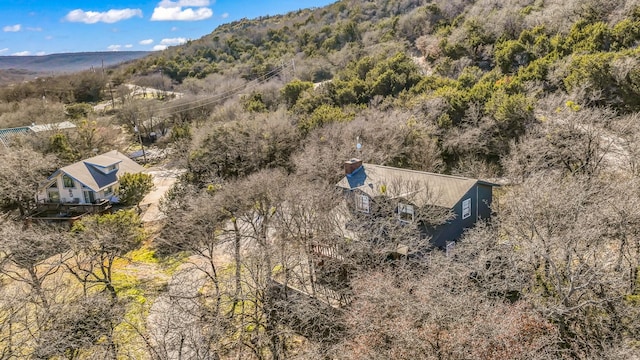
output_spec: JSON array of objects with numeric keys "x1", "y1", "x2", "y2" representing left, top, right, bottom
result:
[
  {"x1": 336, "y1": 163, "x2": 494, "y2": 208},
  {"x1": 51, "y1": 150, "x2": 145, "y2": 192}
]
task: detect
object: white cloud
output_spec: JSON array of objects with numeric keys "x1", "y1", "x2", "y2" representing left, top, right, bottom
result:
[
  {"x1": 12, "y1": 51, "x2": 31, "y2": 56},
  {"x1": 153, "y1": 45, "x2": 168, "y2": 51},
  {"x1": 36, "y1": 51, "x2": 46, "y2": 56},
  {"x1": 3, "y1": 24, "x2": 21, "y2": 32},
  {"x1": 107, "y1": 44, "x2": 122, "y2": 51},
  {"x1": 160, "y1": 37, "x2": 187, "y2": 45},
  {"x1": 27, "y1": 27, "x2": 42, "y2": 32},
  {"x1": 171, "y1": 26, "x2": 178, "y2": 31},
  {"x1": 45, "y1": 35, "x2": 53, "y2": 40},
  {"x1": 151, "y1": 6, "x2": 212, "y2": 21},
  {"x1": 65, "y1": 8, "x2": 142, "y2": 24},
  {"x1": 159, "y1": 0, "x2": 210, "y2": 6},
  {"x1": 151, "y1": 0, "x2": 212, "y2": 21},
  {"x1": 139, "y1": 39, "x2": 154, "y2": 45},
  {"x1": 221, "y1": 12, "x2": 229, "y2": 19},
  {"x1": 125, "y1": 44, "x2": 133, "y2": 48},
  {"x1": 0, "y1": 48, "x2": 8, "y2": 54}
]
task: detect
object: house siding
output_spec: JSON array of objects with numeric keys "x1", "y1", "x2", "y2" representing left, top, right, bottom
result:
[
  {"x1": 38, "y1": 172, "x2": 115, "y2": 204},
  {"x1": 421, "y1": 183, "x2": 493, "y2": 249},
  {"x1": 477, "y1": 183, "x2": 493, "y2": 220},
  {"x1": 56, "y1": 174, "x2": 85, "y2": 203},
  {"x1": 425, "y1": 186, "x2": 472, "y2": 248}
]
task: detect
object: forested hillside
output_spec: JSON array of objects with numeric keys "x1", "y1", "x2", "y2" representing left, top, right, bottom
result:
[{"x1": 2, "y1": 0, "x2": 640, "y2": 358}]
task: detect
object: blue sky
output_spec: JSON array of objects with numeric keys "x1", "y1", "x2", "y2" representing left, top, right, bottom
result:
[{"x1": 0, "y1": 0, "x2": 336, "y2": 56}]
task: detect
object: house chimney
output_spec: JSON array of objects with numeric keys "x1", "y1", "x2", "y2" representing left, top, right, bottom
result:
[{"x1": 344, "y1": 158, "x2": 363, "y2": 175}]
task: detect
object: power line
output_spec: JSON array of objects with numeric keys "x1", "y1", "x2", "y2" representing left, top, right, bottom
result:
[{"x1": 153, "y1": 60, "x2": 291, "y2": 117}]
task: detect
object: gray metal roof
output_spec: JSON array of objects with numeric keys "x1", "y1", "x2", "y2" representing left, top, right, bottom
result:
[
  {"x1": 336, "y1": 163, "x2": 486, "y2": 208},
  {"x1": 53, "y1": 150, "x2": 145, "y2": 192}
]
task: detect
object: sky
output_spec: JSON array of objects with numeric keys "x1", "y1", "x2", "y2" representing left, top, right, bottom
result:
[{"x1": 0, "y1": 0, "x2": 336, "y2": 56}]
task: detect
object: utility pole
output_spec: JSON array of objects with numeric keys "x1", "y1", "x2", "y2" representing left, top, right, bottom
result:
[
  {"x1": 159, "y1": 69, "x2": 166, "y2": 99},
  {"x1": 109, "y1": 82, "x2": 115, "y2": 109},
  {"x1": 134, "y1": 119, "x2": 147, "y2": 164}
]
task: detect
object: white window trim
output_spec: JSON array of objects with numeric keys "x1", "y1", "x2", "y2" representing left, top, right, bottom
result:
[
  {"x1": 446, "y1": 241, "x2": 456, "y2": 256},
  {"x1": 355, "y1": 193, "x2": 370, "y2": 213},
  {"x1": 398, "y1": 203, "x2": 415, "y2": 223},
  {"x1": 462, "y1": 198, "x2": 471, "y2": 220}
]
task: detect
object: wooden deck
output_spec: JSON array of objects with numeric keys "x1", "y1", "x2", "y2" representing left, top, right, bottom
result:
[{"x1": 26, "y1": 200, "x2": 112, "y2": 222}]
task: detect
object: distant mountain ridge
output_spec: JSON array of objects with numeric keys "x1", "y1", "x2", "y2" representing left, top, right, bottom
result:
[{"x1": 0, "y1": 51, "x2": 151, "y2": 74}]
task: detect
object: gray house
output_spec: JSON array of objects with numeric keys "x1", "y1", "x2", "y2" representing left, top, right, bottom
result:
[{"x1": 336, "y1": 159, "x2": 496, "y2": 250}]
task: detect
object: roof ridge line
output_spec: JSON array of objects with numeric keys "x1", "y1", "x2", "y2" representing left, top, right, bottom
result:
[{"x1": 363, "y1": 163, "x2": 478, "y2": 182}]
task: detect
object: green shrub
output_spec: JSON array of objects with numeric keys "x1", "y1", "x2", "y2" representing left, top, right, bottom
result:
[{"x1": 281, "y1": 79, "x2": 314, "y2": 108}]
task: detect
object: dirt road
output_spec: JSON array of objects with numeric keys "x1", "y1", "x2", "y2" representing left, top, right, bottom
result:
[{"x1": 140, "y1": 167, "x2": 186, "y2": 223}]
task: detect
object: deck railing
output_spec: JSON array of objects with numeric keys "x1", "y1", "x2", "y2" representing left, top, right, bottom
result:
[
  {"x1": 27, "y1": 199, "x2": 112, "y2": 221},
  {"x1": 309, "y1": 243, "x2": 345, "y2": 260}
]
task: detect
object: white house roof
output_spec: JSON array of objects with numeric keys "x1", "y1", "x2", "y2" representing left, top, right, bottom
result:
[
  {"x1": 1, "y1": 121, "x2": 77, "y2": 147},
  {"x1": 336, "y1": 163, "x2": 485, "y2": 208},
  {"x1": 52, "y1": 150, "x2": 145, "y2": 192},
  {"x1": 29, "y1": 121, "x2": 76, "y2": 133}
]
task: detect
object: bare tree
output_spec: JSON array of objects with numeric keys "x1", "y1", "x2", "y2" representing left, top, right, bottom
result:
[
  {"x1": 231, "y1": 170, "x2": 290, "y2": 360},
  {"x1": 0, "y1": 222, "x2": 68, "y2": 311},
  {"x1": 0, "y1": 222, "x2": 70, "y2": 358},
  {"x1": 34, "y1": 294, "x2": 124, "y2": 360},
  {"x1": 294, "y1": 108, "x2": 443, "y2": 184},
  {"x1": 64, "y1": 210, "x2": 144, "y2": 300},
  {"x1": 493, "y1": 173, "x2": 640, "y2": 357},
  {"x1": 333, "y1": 262, "x2": 560, "y2": 360},
  {"x1": 154, "y1": 188, "x2": 234, "y2": 359},
  {"x1": 0, "y1": 145, "x2": 58, "y2": 215},
  {"x1": 504, "y1": 107, "x2": 616, "y2": 182}
]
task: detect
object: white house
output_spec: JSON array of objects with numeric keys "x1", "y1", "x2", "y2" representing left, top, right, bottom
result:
[{"x1": 37, "y1": 150, "x2": 146, "y2": 204}]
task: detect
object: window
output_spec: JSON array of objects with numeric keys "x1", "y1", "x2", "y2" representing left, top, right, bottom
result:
[
  {"x1": 462, "y1": 198, "x2": 471, "y2": 219},
  {"x1": 446, "y1": 241, "x2": 456, "y2": 257},
  {"x1": 48, "y1": 191, "x2": 60, "y2": 203},
  {"x1": 62, "y1": 175, "x2": 75, "y2": 188},
  {"x1": 104, "y1": 186, "x2": 113, "y2": 196},
  {"x1": 355, "y1": 194, "x2": 370, "y2": 213},
  {"x1": 83, "y1": 190, "x2": 95, "y2": 204},
  {"x1": 398, "y1": 203, "x2": 415, "y2": 222}
]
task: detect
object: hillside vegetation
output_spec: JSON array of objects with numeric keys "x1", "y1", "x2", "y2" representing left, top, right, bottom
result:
[{"x1": 1, "y1": 0, "x2": 640, "y2": 358}]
